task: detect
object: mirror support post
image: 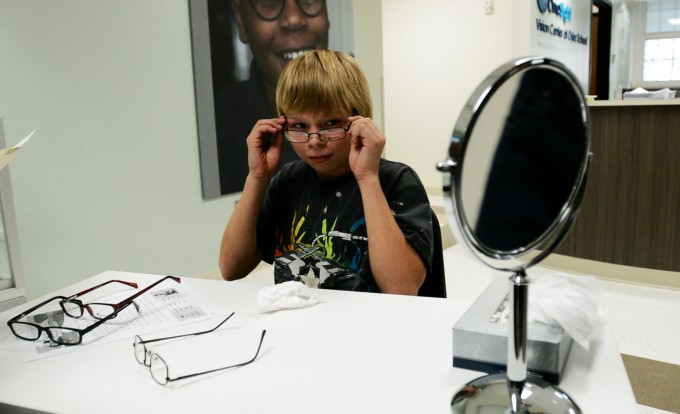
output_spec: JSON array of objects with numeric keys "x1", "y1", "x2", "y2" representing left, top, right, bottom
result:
[{"x1": 507, "y1": 270, "x2": 529, "y2": 412}]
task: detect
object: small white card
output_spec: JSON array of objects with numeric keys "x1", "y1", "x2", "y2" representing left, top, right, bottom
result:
[{"x1": 0, "y1": 128, "x2": 36, "y2": 170}]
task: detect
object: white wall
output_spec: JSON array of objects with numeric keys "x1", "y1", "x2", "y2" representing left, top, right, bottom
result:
[
  {"x1": 381, "y1": 0, "x2": 514, "y2": 190},
  {"x1": 0, "y1": 0, "x2": 238, "y2": 299},
  {"x1": 0, "y1": 0, "x2": 526, "y2": 300},
  {"x1": 353, "y1": 0, "x2": 383, "y2": 132}
]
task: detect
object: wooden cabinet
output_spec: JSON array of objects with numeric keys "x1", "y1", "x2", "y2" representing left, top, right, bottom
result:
[{"x1": 556, "y1": 103, "x2": 680, "y2": 272}]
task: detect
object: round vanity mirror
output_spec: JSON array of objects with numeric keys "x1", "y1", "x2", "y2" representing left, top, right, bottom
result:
[
  {"x1": 437, "y1": 56, "x2": 591, "y2": 413},
  {"x1": 442, "y1": 57, "x2": 590, "y2": 271}
]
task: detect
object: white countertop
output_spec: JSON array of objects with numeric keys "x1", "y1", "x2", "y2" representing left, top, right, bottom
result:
[
  {"x1": 588, "y1": 99, "x2": 680, "y2": 107},
  {"x1": 0, "y1": 264, "x2": 637, "y2": 414}
]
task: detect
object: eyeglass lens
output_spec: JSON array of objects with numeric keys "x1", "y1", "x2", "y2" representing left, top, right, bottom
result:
[
  {"x1": 285, "y1": 127, "x2": 347, "y2": 143},
  {"x1": 134, "y1": 335, "x2": 149, "y2": 365},
  {"x1": 250, "y1": 0, "x2": 324, "y2": 21},
  {"x1": 62, "y1": 302, "x2": 117, "y2": 319},
  {"x1": 150, "y1": 353, "x2": 170, "y2": 385},
  {"x1": 10, "y1": 322, "x2": 81, "y2": 345},
  {"x1": 9, "y1": 307, "x2": 81, "y2": 345}
]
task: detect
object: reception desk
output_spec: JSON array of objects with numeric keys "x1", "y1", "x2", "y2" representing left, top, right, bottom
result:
[
  {"x1": 0, "y1": 266, "x2": 636, "y2": 413},
  {"x1": 557, "y1": 99, "x2": 680, "y2": 274}
]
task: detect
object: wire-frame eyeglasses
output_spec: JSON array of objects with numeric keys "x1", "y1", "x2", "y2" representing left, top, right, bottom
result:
[
  {"x1": 134, "y1": 312, "x2": 266, "y2": 385},
  {"x1": 7, "y1": 276, "x2": 181, "y2": 346},
  {"x1": 248, "y1": 0, "x2": 325, "y2": 21},
  {"x1": 134, "y1": 312, "x2": 236, "y2": 366},
  {"x1": 284, "y1": 123, "x2": 351, "y2": 144}
]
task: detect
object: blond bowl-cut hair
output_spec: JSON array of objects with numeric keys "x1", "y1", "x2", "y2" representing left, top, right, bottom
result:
[{"x1": 276, "y1": 50, "x2": 373, "y2": 119}]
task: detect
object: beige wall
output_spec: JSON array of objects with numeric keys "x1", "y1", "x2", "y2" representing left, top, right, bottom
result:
[
  {"x1": 0, "y1": 0, "x2": 237, "y2": 299},
  {"x1": 380, "y1": 1, "x2": 514, "y2": 190},
  {"x1": 0, "y1": 0, "x2": 570, "y2": 300}
]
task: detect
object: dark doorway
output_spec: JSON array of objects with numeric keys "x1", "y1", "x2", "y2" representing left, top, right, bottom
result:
[{"x1": 590, "y1": 0, "x2": 612, "y2": 99}]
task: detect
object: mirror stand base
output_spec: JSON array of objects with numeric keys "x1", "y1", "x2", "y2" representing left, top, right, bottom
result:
[{"x1": 451, "y1": 373, "x2": 582, "y2": 414}]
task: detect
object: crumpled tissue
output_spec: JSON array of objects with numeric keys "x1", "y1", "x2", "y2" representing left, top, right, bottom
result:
[
  {"x1": 528, "y1": 273, "x2": 600, "y2": 350},
  {"x1": 257, "y1": 281, "x2": 321, "y2": 314}
]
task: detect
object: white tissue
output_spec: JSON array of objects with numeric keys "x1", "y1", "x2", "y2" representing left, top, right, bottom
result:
[
  {"x1": 257, "y1": 281, "x2": 321, "y2": 314},
  {"x1": 528, "y1": 273, "x2": 600, "y2": 350}
]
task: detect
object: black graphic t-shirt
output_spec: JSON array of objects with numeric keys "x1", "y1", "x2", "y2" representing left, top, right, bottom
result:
[{"x1": 256, "y1": 159, "x2": 433, "y2": 293}]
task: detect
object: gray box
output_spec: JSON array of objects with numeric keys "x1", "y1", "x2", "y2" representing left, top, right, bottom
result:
[{"x1": 452, "y1": 276, "x2": 573, "y2": 384}]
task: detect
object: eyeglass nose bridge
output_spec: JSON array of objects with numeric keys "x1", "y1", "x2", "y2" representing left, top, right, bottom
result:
[{"x1": 306, "y1": 131, "x2": 333, "y2": 143}]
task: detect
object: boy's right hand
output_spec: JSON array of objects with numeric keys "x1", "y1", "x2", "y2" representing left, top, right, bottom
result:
[{"x1": 246, "y1": 116, "x2": 286, "y2": 180}]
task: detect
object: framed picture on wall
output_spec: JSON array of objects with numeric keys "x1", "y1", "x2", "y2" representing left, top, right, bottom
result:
[{"x1": 189, "y1": 0, "x2": 355, "y2": 199}]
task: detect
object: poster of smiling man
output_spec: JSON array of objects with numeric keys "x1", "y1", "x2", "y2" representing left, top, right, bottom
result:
[{"x1": 190, "y1": 0, "x2": 355, "y2": 198}]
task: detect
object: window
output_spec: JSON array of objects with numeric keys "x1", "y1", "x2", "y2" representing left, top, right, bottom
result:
[
  {"x1": 643, "y1": 38, "x2": 680, "y2": 80},
  {"x1": 638, "y1": 0, "x2": 680, "y2": 84}
]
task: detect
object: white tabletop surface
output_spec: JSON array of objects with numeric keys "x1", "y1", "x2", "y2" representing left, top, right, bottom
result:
[{"x1": 0, "y1": 268, "x2": 636, "y2": 414}]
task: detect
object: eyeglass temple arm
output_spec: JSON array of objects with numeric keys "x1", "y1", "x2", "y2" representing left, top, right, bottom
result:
[
  {"x1": 7, "y1": 296, "x2": 68, "y2": 323},
  {"x1": 117, "y1": 276, "x2": 181, "y2": 309},
  {"x1": 140, "y1": 312, "x2": 236, "y2": 345},
  {"x1": 65, "y1": 280, "x2": 139, "y2": 301},
  {"x1": 166, "y1": 330, "x2": 267, "y2": 383}
]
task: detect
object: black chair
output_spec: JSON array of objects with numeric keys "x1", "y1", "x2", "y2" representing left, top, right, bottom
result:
[{"x1": 418, "y1": 210, "x2": 447, "y2": 298}]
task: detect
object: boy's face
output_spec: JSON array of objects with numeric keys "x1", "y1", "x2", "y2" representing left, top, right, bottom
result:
[
  {"x1": 234, "y1": 0, "x2": 330, "y2": 92},
  {"x1": 285, "y1": 111, "x2": 352, "y2": 179}
]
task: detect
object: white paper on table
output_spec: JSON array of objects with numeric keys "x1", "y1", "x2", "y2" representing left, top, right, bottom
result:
[
  {"x1": 623, "y1": 87, "x2": 676, "y2": 99},
  {"x1": 0, "y1": 128, "x2": 36, "y2": 170}
]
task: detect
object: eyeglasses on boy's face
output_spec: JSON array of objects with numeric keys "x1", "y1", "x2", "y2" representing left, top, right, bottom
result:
[
  {"x1": 249, "y1": 0, "x2": 325, "y2": 21},
  {"x1": 284, "y1": 124, "x2": 351, "y2": 144}
]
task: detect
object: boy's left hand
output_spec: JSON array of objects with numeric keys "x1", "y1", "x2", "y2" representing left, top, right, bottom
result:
[{"x1": 348, "y1": 116, "x2": 385, "y2": 182}]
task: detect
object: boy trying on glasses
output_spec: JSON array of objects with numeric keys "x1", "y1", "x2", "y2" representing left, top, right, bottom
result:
[{"x1": 219, "y1": 50, "x2": 433, "y2": 295}]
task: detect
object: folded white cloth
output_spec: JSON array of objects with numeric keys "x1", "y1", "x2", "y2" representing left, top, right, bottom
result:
[
  {"x1": 528, "y1": 273, "x2": 600, "y2": 350},
  {"x1": 257, "y1": 281, "x2": 321, "y2": 314}
]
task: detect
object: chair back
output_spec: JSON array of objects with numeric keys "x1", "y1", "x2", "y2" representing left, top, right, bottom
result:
[{"x1": 418, "y1": 210, "x2": 447, "y2": 298}]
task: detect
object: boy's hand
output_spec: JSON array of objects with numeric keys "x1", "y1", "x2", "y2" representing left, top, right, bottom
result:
[
  {"x1": 348, "y1": 116, "x2": 385, "y2": 182},
  {"x1": 246, "y1": 116, "x2": 286, "y2": 180}
]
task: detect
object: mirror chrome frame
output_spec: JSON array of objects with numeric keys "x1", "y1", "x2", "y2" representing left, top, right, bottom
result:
[{"x1": 437, "y1": 56, "x2": 591, "y2": 272}]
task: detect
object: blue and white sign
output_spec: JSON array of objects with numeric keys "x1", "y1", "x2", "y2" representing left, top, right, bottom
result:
[{"x1": 531, "y1": 0, "x2": 591, "y2": 91}]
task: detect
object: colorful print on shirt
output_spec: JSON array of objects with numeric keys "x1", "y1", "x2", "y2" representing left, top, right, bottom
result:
[{"x1": 273, "y1": 204, "x2": 370, "y2": 291}]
